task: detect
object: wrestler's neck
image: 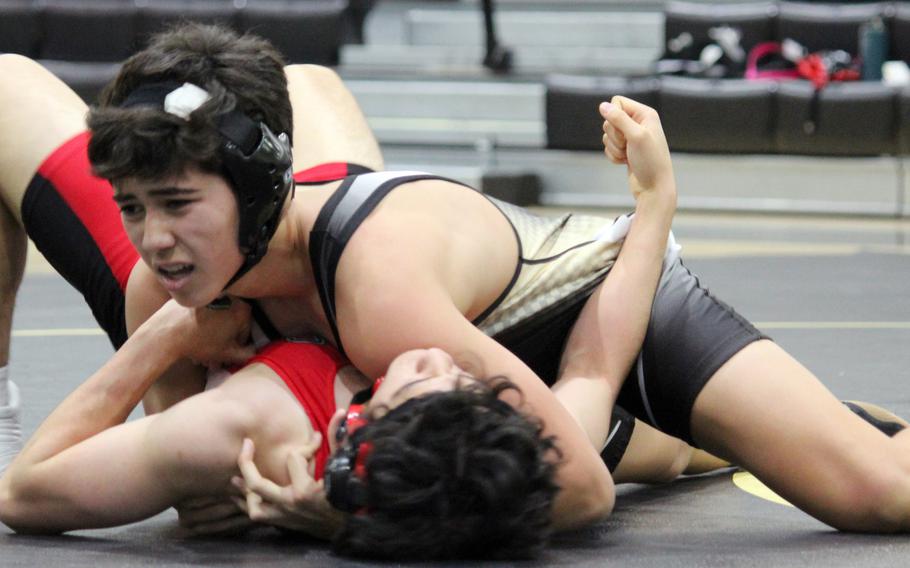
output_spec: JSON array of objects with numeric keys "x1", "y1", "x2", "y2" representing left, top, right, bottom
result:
[{"x1": 223, "y1": 186, "x2": 331, "y2": 300}]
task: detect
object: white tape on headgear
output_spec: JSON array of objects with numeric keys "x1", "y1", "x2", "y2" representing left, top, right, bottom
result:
[{"x1": 163, "y1": 83, "x2": 211, "y2": 120}]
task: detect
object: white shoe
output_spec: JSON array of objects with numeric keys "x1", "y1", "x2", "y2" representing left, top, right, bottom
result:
[{"x1": 0, "y1": 380, "x2": 22, "y2": 476}]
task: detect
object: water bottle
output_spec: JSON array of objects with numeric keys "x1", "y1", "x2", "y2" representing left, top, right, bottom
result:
[{"x1": 859, "y1": 17, "x2": 888, "y2": 81}]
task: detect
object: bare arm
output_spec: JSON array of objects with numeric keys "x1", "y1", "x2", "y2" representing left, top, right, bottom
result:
[
  {"x1": 553, "y1": 97, "x2": 677, "y2": 452},
  {"x1": 0, "y1": 300, "x2": 253, "y2": 532},
  {"x1": 341, "y1": 276, "x2": 615, "y2": 531}
]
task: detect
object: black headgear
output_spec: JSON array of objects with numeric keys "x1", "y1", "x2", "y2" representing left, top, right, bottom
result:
[
  {"x1": 119, "y1": 81, "x2": 294, "y2": 287},
  {"x1": 324, "y1": 386, "x2": 376, "y2": 513}
]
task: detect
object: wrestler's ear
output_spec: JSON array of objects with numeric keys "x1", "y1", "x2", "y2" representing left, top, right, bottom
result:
[{"x1": 327, "y1": 409, "x2": 346, "y2": 454}]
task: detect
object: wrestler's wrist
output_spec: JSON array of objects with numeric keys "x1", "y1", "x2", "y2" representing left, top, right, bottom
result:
[
  {"x1": 634, "y1": 184, "x2": 676, "y2": 217},
  {"x1": 129, "y1": 316, "x2": 186, "y2": 365}
]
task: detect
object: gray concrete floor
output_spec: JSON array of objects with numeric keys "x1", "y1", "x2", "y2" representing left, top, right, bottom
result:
[{"x1": 3, "y1": 209, "x2": 910, "y2": 566}]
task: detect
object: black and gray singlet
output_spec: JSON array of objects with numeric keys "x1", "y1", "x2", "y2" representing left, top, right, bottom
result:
[{"x1": 309, "y1": 170, "x2": 629, "y2": 383}]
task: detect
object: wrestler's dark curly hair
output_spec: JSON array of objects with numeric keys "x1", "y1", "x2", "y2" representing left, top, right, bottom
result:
[
  {"x1": 332, "y1": 376, "x2": 562, "y2": 560},
  {"x1": 86, "y1": 23, "x2": 291, "y2": 182}
]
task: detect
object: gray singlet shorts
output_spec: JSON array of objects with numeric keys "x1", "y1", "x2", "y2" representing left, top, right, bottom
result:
[{"x1": 615, "y1": 256, "x2": 769, "y2": 445}]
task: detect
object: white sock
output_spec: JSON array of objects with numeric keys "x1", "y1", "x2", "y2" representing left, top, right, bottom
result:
[
  {"x1": 0, "y1": 378, "x2": 22, "y2": 476},
  {"x1": 0, "y1": 365, "x2": 8, "y2": 406}
]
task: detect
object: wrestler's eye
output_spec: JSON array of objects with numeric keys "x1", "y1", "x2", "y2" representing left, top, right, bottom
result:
[
  {"x1": 164, "y1": 199, "x2": 192, "y2": 212},
  {"x1": 119, "y1": 204, "x2": 143, "y2": 219}
]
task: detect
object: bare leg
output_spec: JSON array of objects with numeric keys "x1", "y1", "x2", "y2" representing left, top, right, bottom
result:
[
  {"x1": 0, "y1": 201, "x2": 25, "y2": 370},
  {"x1": 612, "y1": 419, "x2": 700, "y2": 484},
  {"x1": 691, "y1": 340, "x2": 910, "y2": 531},
  {"x1": 0, "y1": 54, "x2": 88, "y2": 472},
  {"x1": 611, "y1": 400, "x2": 905, "y2": 484},
  {"x1": 684, "y1": 448, "x2": 732, "y2": 475},
  {"x1": 285, "y1": 65, "x2": 383, "y2": 172}
]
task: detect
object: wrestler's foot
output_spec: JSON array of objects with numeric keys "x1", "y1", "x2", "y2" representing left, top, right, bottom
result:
[
  {"x1": 843, "y1": 400, "x2": 909, "y2": 438},
  {"x1": 0, "y1": 380, "x2": 22, "y2": 476}
]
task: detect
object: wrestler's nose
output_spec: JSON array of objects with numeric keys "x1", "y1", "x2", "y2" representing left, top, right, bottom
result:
[
  {"x1": 142, "y1": 211, "x2": 176, "y2": 253},
  {"x1": 421, "y1": 347, "x2": 455, "y2": 375}
]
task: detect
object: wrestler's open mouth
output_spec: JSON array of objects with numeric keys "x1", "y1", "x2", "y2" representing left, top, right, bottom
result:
[{"x1": 157, "y1": 264, "x2": 194, "y2": 279}]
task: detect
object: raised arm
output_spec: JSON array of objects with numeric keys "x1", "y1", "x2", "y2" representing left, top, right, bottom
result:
[
  {"x1": 0, "y1": 300, "x2": 253, "y2": 532},
  {"x1": 553, "y1": 97, "x2": 677, "y2": 452}
]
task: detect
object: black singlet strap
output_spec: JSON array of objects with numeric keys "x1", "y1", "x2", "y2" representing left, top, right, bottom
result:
[
  {"x1": 309, "y1": 171, "x2": 475, "y2": 356},
  {"x1": 246, "y1": 299, "x2": 283, "y2": 341}
]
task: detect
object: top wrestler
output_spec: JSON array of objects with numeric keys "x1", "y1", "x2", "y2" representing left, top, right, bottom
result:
[
  {"x1": 2, "y1": 21, "x2": 909, "y2": 560},
  {"x1": 0, "y1": 24, "x2": 747, "y2": 557},
  {"x1": 81, "y1": 22, "x2": 910, "y2": 544}
]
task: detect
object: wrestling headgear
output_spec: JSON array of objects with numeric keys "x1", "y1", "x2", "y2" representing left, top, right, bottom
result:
[
  {"x1": 324, "y1": 377, "x2": 384, "y2": 513},
  {"x1": 119, "y1": 81, "x2": 294, "y2": 287}
]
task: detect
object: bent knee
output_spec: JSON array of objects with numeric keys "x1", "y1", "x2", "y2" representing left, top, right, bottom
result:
[{"x1": 834, "y1": 465, "x2": 910, "y2": 532}]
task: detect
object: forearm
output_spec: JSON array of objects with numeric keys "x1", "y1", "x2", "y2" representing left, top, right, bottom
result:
[
  {"x1": 552, "y1": 189, "x2": 676, "y2": 455},
  {"x1": 597, "y1": 189, "x2": 676, "y2": 380},
  {"x1": 6, "y1": 322, "x2": 182, "y2": 472}
]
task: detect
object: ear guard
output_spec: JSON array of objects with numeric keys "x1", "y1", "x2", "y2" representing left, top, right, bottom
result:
[
  {"x1": 217, "y1": 110, "x2": 294, "y2": 286},
  {"x1": 324, "y1": 383, "x2": 380, "y2": 513}
]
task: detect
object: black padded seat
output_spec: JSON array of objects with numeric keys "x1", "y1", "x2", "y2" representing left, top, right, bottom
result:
[
  {"x1": 545, "y1": 74, "x2": 660, "y2": 151},
  {"x1": 891, "y1": 4, "x2": 910, "y2": 63},
  {"x1": 775, "y1": 80, "x2": 896, "y2": 156},
  {"x1": 40, "y1": 60, "x2": 121, "y2": 104},
  {"x1": 663, "y1": 1, "x2": 778, "y2": 60},
  {"x1": 40, "y1": 2, "x2": 137, "y2": 63},
  {"x1": 136, "y1": 2, "x2": 239, "y2": 49},
  {"x1": 0, "y1": 1, "x2": 38, "y2": 57},
  {"x1": 658, "y1": 76, "x2": 776, "y2": 154},
  {"x1": 777, "y1": 1, "x2": 889, "y2": 54},
  {"x1": 238, "y1": 1, "x2": 347, "y2": 65}
]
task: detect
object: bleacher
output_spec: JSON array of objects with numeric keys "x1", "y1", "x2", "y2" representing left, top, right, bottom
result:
[{"x1": 1, "y1": 0, "x2": 909, "y2": 216}]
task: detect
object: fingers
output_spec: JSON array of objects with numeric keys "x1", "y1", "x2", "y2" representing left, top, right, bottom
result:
[
  {"x1": 600, "y1": 98, "x2": 640, "y2": 139},
  {"x1": 245, "y1": 489, "x2": 266, "y2": 521},
  {"x1": 237, "y1": 438, "x2": 265, "y2": 488},
  {"x1": 287, "y1": 452, "x2": 320, "y2": 502},
  {"x1": 600, "y1": 100, "x2": 630, "y2": 164},
  {"x1": 238, "y1": 438, "x2": 255, "y2": 468},
  {"x1": 231, "y1": 495, "x2": 248, "y2": 514}
]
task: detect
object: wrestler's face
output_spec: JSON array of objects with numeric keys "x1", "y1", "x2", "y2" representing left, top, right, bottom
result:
[
  {"x1": 369, "y1": 348, "x2": 477, "y2": 411},
  {"x1": 114, "y1": 168, "x2": 243, "y2": 307}
]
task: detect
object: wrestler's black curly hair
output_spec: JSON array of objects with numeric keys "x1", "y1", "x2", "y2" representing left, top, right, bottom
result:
[
  {"x1": 87, "y1": 23, "x2": 291, "y2": 182},
  {"x1": 332, "y1": 376, "x2": 562, "y2": 560}
]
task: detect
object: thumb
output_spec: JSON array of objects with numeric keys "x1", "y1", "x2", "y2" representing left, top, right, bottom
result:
[{"x1": 600, "y1": 99, "x2": 640, "y2": 139}]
